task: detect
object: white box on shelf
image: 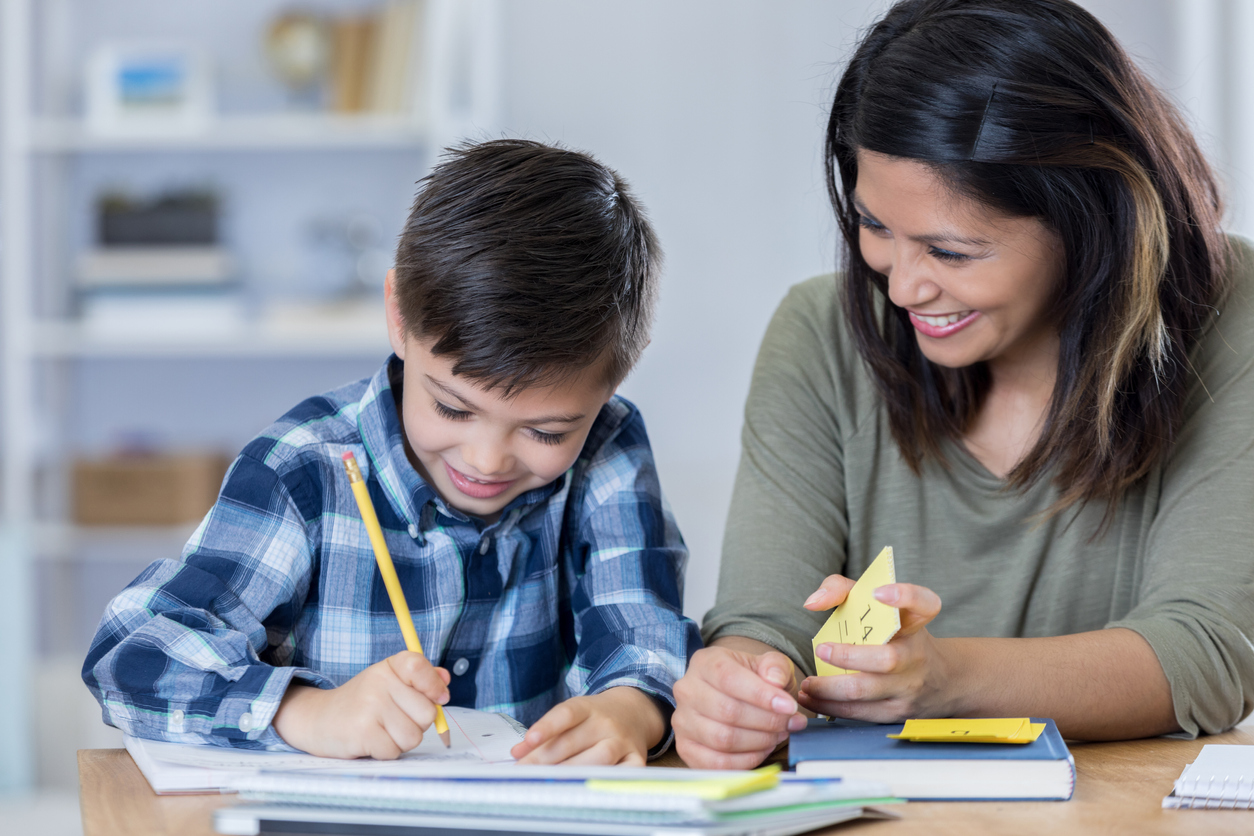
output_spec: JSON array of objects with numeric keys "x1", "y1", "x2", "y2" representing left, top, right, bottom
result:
[
  {"x1": 77, "y1": 246, "x2": 235, "y2": 288},
  {"x1": 85, "y1": 43, "x2": 213, "y2": 137},
  {"x1": 79, "y1": 289, "x2": 245, "y2": 339}
]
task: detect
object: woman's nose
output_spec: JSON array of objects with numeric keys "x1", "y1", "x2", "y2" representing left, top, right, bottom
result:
[{"x1": 885, "y1": 248, "x2": 941, "y2": 309}]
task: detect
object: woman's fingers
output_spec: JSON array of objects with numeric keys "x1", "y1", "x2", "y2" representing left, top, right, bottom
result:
[
  {"x1": 803, "y1": 575, "x2": 857, "y2": 611},
  {"x1": 676, "y1": 737, "x2": 775, "y2": 771},
  {"x1": 873, "y1": 583, "x2": 942, "y2": 635},
  {"x1": 675, "y1": 707, "x2": 788, "y2": 755}
]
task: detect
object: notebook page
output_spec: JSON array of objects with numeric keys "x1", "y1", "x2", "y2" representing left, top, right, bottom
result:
[
  {"x1": 127, "y1": 705, "x2": 524, "y2": 787},
  {"x1": 1173, "y1": 745, "x2": 1254, "y2": 802}
]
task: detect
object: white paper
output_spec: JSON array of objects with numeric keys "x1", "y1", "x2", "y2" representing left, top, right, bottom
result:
[{"x1": 126, "y1": 706, "x2": 526, "y2": 792}]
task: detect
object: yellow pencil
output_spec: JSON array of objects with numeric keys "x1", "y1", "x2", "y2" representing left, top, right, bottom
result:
[{"x1": 342, "y1": 451, "x2": 451, "y2": 748}]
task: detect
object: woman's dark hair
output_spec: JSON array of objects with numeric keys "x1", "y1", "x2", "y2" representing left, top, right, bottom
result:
[
  {"x1": 827, "y1": 0, "x2": 1230, "y2": 519},
  {"x1": 394, "y1": 139, "x2": 660, "y2": 393}
]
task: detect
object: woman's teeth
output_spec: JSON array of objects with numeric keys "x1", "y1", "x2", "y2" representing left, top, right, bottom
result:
[{"x1": 916, "y1": 312, "x2": 970, "y2": 326}]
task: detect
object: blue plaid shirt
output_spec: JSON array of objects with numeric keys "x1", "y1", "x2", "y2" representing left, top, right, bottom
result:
[{"x1": 82, "y1": 356, "x2": 700, "y2": 752}]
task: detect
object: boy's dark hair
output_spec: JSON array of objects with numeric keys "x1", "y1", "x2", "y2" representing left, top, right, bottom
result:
[{"x1": 393, "y1": 139, "x2": 661, "y2": 393}]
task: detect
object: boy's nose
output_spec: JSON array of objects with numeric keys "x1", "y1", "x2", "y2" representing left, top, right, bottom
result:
[{"x1": 461, "y1": 444, "x2": 510, "y2": 478}]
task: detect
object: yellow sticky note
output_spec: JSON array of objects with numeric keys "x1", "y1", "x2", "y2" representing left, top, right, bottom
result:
[
  {"x1": 585, "y1": 764, "x2": 780, "y2": 800},
  {"x1": 812, "y1": 546, "x2": 901, "y2": 676},
  {"x1": 887, "y1": 718, "x2": 1046, "y2": 744}
]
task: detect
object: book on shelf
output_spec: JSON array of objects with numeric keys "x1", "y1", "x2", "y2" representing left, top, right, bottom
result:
[
  {"x1": 789, "y1": 717, "x2": 1075, "y2": 801},
  {"x1": 329, "y1": 0, "x2": 429, "y2": 119}
]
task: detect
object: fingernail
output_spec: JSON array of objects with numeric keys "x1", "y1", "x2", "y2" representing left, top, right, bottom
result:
[
  {"x1": 771, "y1": 695, "x2": 796, "y2": 714},
  {"x1": 788, "y1": 714, "x2": 808, "y2": 732},
  {"x1": 817, "y1": 644, "x2": 832, "y2": 663},
  {"x1": 874, "y1": 585, "x2": 899, "y2": 604},
  {"x1": 765, "y1": 667, "x2": 790, "y2": 687},
  {"x1": 804, "y1": 590, "x2": 824, "y2": 607}
]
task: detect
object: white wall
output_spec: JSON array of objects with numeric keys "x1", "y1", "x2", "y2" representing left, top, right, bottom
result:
[
  {"x1": 498, "y1": 0, "x2": 1190, "y2": 622},
  {"x1": 499, "y1": 0, "x2": 886, "y2": 619}
]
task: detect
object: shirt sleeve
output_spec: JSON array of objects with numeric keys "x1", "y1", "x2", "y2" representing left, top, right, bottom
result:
[
  {"x1": 81, "y1": 452, "x2": 332, "y2": 750},
  {"x1": 1106, "y1": 251, "x2": 1254, "y2": 736},
  {"x1": 563, "y1": 403, "x2": 702, "y2": 757},
  {"x1": 700, "y1": 278, "x2": 855, "y2": 677}
]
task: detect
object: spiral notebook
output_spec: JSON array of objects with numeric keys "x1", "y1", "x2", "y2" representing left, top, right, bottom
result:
[{"x1": 1163, "y1": 744, "x2": 1254, "y2": 809}]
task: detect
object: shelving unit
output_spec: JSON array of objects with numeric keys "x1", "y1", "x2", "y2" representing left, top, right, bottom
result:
[{"x1": 0, "y1": 0, "x2": 500, "y2": 791}]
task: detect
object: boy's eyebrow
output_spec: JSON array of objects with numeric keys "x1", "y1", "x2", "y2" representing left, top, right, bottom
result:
[
  {"x1": 425, "y1": 375, "x2": 586, "y2": 424},
  {"x1": 851, "y1": 193, "x2": 992, "y2": 248}
]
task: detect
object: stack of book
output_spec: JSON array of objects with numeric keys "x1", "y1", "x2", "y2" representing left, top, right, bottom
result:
[
  {"x1": 124, "y1": 705, "x2": 899, "y2": 836},
  {"x1": 77, "y1": 189, "x2": 242, "y2": 338}
]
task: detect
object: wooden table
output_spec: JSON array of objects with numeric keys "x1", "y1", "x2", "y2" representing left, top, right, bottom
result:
[{"x1": 79, "y1": 726, "x2": 1254, "y2": 836}]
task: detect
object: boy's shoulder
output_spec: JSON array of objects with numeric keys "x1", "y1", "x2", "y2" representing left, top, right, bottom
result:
[
  {"x1": 237, "y1": 373, "x2": 378, "y2": 475},
  {"x1": 565, "y1": 393, "x2": 664, "y2": 508}
]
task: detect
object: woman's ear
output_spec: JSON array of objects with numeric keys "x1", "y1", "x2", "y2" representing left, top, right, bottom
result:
[{"x1": 384, "y1": 268, "x2": 407, "y2": 360}]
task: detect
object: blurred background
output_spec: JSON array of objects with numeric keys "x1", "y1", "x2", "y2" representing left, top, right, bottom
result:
[{"x1": 0, "y1": 0, "x2": 1247, "y2": 828}]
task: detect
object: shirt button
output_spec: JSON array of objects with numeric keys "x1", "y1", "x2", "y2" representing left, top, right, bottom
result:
[
  {"x1": 452, "y1": 657, "x2": 470, "y2": 676},
  {"x1": 171, "y1": 709, "x2": 185, "y2": 728},
  {"x1": 479, "y1": 538, "x2": 491, "y2": 555},
  {"x1": 408, "y1": 524, "x2": 419, "y2": 539},
  {"x1": 238, "y1": 712, "x2": 255, "y2": 732}
]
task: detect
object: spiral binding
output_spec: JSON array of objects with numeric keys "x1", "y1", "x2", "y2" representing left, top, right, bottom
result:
[{"x1": 1163, "y1": 774, "x2": 1254, "y2": 809}]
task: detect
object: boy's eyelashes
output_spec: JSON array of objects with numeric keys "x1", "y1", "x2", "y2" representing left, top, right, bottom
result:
[
  {"x1": 432, "y1": 400, "x2": 569, "y2": 446},
  {"x1": 433, "y1": 401, "x2": 472, "y2": 421},
  {"x1": 526, "y1": 428, "x2": 567, "y2": 446}
]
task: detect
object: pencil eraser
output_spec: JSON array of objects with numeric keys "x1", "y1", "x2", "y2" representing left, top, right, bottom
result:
[{"x1": 342, "y1": 452, "x2": 355, "y2": 461}]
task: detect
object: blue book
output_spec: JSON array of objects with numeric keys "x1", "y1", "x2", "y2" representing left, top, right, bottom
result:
[{"x1": 789, "y1": 718, "x2": 1075, "y2": 801}]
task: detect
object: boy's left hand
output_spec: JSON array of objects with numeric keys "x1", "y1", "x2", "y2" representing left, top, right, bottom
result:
[{"x1": 510, "y1": 686, "x2": 665, "y2": 765}]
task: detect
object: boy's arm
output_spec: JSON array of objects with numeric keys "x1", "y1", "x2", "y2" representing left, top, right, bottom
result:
[
  {"x1": 81, "y1": 452, "x2": 329, "y2": 751},
  {"x1": 555, "y1": 403, "x2": 702, "y2": 759}
]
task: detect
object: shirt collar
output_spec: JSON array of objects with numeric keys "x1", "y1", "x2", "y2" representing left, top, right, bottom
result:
[{"x1": 356, "y1": 355, "x2": 567, "y2": 533}]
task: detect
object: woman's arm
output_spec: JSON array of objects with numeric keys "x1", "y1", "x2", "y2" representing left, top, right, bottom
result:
[{"x1": 804, "y1": 577, "x2": 1177, "y2": 739}]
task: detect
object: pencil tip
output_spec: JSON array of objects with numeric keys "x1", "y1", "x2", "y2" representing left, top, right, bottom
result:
[{"x1": 439, "y1": 729, "x2": 451, "y2": 748}]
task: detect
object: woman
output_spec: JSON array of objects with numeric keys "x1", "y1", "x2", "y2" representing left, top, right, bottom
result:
[{"x1": 674, "y1": 0, "x2": 1254, "y2": 770}]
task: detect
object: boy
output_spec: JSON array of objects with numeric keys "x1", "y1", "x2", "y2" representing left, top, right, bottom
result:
[{"x1": 82, "y1": 139, "x2": 701, "y2": 765}]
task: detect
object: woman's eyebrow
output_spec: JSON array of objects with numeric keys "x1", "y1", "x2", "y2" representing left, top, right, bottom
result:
[{"x1": 852, "y1": 193, "x2": 991, "y2": 247}]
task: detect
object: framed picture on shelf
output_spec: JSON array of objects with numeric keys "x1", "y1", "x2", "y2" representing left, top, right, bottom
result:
[{"x1": 85, "y1": 43, "x2": 213, "y2": 136}]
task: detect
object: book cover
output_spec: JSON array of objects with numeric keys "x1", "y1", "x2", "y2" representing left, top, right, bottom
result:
[{"x1": 789, "y1": 718, "x2": 1074, "y2": 801}]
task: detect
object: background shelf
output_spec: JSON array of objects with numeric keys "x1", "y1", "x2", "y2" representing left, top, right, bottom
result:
[{"x1": 29, "y1": 113, "x2": 432, "y2": 153}]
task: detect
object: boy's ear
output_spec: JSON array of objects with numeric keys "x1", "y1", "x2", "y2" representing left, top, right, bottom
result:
[{"x1": 383, "y1": 268, "x2": 407, "y2": 360}]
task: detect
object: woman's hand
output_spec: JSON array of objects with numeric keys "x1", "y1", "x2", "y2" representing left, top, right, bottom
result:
[
  {"x1": 672, "y1": 638, "x2": 809, "y2": 770},
  {"x1": 800, "y1": 575, "x2": 954, "y2": 722},
  {"x1": 510, "y1": 687, "x2": 663, "y2": 765}
]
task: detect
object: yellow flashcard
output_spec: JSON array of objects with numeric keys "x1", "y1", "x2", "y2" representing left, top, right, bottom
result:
[
  {"x1": 887, "y1": 718, "x2": 1047, "y2": 744},
  {"x1": 812, "y1": 546, "x2": 901, "y2": 676}
]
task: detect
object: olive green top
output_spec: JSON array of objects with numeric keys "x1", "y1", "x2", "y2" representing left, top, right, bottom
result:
[{"x1": 703, "y1": 238, "x2": 1254, "y2": 736}]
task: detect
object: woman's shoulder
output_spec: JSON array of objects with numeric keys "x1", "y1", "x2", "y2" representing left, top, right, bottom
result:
[
  {"x1": 754, "y1": 273, "x2": 879, "y2": 432},
  {"x1": 1190, "y1": 234, "x2": 1254, "y2": 384}
]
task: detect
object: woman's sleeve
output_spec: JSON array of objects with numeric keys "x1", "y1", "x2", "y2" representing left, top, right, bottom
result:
[
  {"x1": 1106, "y1": 253, "x2": 1254, "y2": 735},
  {"x1": 701, "y1": 278, "x2": 856, "y2": 676}
]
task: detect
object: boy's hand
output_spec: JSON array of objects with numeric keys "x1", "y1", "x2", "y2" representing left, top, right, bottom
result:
[
  {"x1": 272, "y1": 651, "x2": 451, "y2": 759},
  {"x1": 510, "y1": 687, "x2": 665, "y2": 766}
]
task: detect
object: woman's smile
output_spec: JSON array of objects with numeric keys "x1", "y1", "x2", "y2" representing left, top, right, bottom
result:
[{"x1": 908, "y1": 309, "x2": 981, "y2": 338}]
